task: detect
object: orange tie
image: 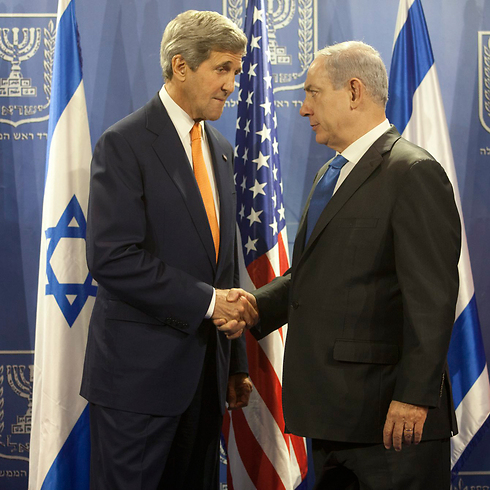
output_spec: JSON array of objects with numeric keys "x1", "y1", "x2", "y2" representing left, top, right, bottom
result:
[{"x1": 190, "y1": 122, "x2": 220, "y2": 261}]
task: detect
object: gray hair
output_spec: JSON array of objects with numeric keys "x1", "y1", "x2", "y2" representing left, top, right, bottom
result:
[
  {"x1": 316, "y1": 41, "x2": 388, "y2": 107},
  {"x1": 160, "y1": 10, "x2": 247, "y2": 80}
]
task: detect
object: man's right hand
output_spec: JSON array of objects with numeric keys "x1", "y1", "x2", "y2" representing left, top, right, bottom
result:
[
  {"x1": 212, "y1": 289, "x2": 258, "y2": 339},
  {"x1": 213, "y1": 288, "x2": 259, "y2": 339}
]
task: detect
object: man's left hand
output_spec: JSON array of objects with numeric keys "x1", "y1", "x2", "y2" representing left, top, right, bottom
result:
[
  {"x1": 383, "y1": 400, "x2": 428, "y2": 451},
  {"x1": 227, "y1": 373, "x2": 253, "y2": 410}
]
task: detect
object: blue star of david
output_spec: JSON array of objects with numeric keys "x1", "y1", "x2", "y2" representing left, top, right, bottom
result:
[{"x1": 45, "y1": 195, "x2": 97, "y2": 327}]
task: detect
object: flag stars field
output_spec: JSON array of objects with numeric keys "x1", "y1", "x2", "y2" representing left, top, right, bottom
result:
[
  {"x1": 242, "y1": 147, "x2": 249, "y2": 163},
  {"x1": 238, "y1": 203, "x2": 245, "y2": 221},
  {"x1": 246, "y1": 91, "x2": 254, "y2": 107},
  {"x1": 248, "y1": 62, "x2": 258, "y2": 79},
  {"x1": 252, "y1": 6, "x2": 263, "y2": 24},
  {"x1": 250, "y1": 34, "x2": 261, "y2": 50},
  {"x1": 252, "y1": 151, "x2": 270, "y2": 170},
  {"x1": 260, "y1": 97, "x2": 272, "y2": 116},
  {"x1": 245, "y1": 235, "x2": 259, "y2": 254},
  {"x1": 249, "y1": 179, "x2": 267, "y2": 198},
  {"x1": 278, "y1": 203, "x2": 286, "y2": 221},
  {"x1": 244, "y1": 119, "x2": 251, "y2": 135},
  {"x1": 256, "y1": 123, "x2": 271, "y2": 142},
  {"x1": 247, "y1": 207, "x2": 263, "y2": 226},
  {"x1": 264, "y1": 73, "x2": 272, "y2": 89},
  {"x1": 269, "y1": 217, "x2": 278, "y2": 235},
  {"x1": 233, "y1": 0, "x2": 288, "y2": 262}
]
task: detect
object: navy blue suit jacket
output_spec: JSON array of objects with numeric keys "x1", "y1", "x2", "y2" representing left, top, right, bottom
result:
[{"x1": 81, "y1": 93, "x2": 247, "y2": 416}]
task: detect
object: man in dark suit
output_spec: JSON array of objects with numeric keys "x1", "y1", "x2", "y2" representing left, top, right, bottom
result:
[
  {"x1": 218, "y1": 41, "x2": 461, "y2": 489},
  {"x1": 80, "y1": 10, "x2": 257, "y2": 490}
]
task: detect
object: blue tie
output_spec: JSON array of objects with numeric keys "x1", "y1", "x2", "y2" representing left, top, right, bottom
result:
[{"x1": 305, "y1": 154, "x2": 348, "y2": 244}]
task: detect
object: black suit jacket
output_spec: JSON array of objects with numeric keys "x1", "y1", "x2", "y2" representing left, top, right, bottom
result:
[
  {"x1": 81, "y1": 93, "x2": 247, "y2": 416},
  {"x1": 252, "y1": 127, "x2": 460, "y2": 443}
]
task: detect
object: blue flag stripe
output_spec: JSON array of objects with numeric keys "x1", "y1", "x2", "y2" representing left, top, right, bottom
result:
[
  {"x1": 448, "y1": 295, "x2": 486, "y2": 408},
  {"x1": 40, "y1": 405, "x2": 91, "y2": 490},
  {"x1": 46, "y1": 0, "x2": 82, "y2": 166},
  {"x1": 387, "y1": 0, "x2": 433, "y2": 133}
]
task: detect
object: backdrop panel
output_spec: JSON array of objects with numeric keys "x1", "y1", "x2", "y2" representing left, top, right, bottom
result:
[{"x1": 0, "y1": 1, "x2": 489, "y2": 489}]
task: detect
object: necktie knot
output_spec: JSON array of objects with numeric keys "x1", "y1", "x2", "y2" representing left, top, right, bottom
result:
[
  {"x1": 190, "y1": 122, "x2": 201, "y2": 143},
  {"x1": 329, "y1": 154, "x2": 348, "y2": 170}
]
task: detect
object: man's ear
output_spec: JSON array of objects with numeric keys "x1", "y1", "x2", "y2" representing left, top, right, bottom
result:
[
  {"x1": 171, "y1": 54, "x2": 187, "y2": 81},
  {"x1": 349, "y1": 78, "x2": 363, "y2": 108}
]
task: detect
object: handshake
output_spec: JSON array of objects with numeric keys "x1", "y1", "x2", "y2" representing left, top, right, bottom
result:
[{"x1": 212, "y1": 288, "x2": 259, "y2": 339}]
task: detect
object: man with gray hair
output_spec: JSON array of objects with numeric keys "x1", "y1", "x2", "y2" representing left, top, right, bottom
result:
[
  {"x1": 218, "y1": 41, "x2": 461, "y2": 488},
  {"x1": 81, "y1": 10, "x2": 257, "y2": 489}
]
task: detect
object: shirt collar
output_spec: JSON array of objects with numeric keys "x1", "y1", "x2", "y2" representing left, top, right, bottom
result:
[
  {"x1": 340, "y1": 118, "x2": 391, "y2": 164},
  {"x1": 159, "y1": 84, "x2": 204, "y2": 141}
]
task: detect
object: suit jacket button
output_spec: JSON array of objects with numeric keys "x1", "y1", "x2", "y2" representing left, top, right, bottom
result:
[{"x1": 291, "y1": 301, "x2": 299, "y2": 310}]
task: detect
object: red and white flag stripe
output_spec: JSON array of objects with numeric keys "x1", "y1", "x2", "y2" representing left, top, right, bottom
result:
[{"x1": 223, "y1": 229, "x2": 308, "y2": 489}]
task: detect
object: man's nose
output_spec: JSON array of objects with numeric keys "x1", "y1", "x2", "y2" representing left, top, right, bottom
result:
[
  {"x1": 299, "y1": 99, "x2": 310, "y2": 117},
  {"x1": 223, "y1": 74, "x2": 235, "y2": 95}
]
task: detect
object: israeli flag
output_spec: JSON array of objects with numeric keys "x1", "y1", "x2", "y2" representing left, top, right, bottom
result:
[
  {"x1": 386, "y1": 0, "x2": 490, "y2": 477},
  {"x1": 29, "y1": 0, "x2": 96, "y2": 488}
]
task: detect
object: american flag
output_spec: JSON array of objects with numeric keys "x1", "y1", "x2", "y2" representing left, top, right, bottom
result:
[{"x1": 222, "y1": 0, "x2": 308, "y2": 488}]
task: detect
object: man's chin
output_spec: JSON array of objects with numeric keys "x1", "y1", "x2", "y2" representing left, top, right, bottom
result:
[
  {"x1": 315, "y1": 134, "x2": 328, "y2": 146},
  {"x1": 206, "y1": 111, "x2": 225, "y2": 122}
]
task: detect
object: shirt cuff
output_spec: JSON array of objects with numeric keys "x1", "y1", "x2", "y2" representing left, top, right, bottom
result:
[{"x1": 205, "y1": 288, "x2": 216, "y2": 319}]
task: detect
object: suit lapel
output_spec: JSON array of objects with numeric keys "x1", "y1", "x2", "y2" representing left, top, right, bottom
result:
[
  {"x1": 296, "y1": 127, "x2": 401, "y2": 265},
  {"x1": 146, "y1": 94, "x2": 217, "y2": 270},
  {"x1": 292, "y1": 167, "x2": 325, "y2": 265}
]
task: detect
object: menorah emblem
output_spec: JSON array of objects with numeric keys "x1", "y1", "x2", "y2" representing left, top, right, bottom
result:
[
  {"x1": 6, "y1": 365, "x2": 32, "y2": 435},
  {"x1": 225, "y1": 0, "x2": 317, "y2": 91},
  {"x1": 0, "y1": 27, "x2": 41, "y2": 97},
  {"x1": 265, "y1": 0, "x2": 295, "y2": 66}
]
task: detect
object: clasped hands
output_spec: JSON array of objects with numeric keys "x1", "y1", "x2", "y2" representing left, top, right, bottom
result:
[{"x1": 212, "y1": 288, "x2": 259, "y2": 339}]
